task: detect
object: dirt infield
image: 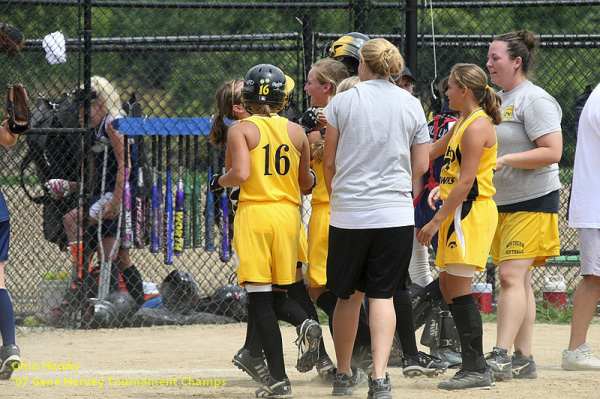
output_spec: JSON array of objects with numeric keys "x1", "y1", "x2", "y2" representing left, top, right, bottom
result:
[{"x1": 2, "y1": 322, "x2": 600, "y2": 398}]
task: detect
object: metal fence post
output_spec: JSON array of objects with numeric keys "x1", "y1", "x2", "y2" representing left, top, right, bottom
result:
[
  {"x1": 405, "y1": 0, "x2": 418, "y2": 74},
  {"x1": 301, "y1": 13, "x2": 314, "y2": 109},
  {"x1": 79, "y1": 0, "x2": 94, "y2": 315},
  {"x1": 353, "y1": 0, "x2": 368, "y2": 33}
]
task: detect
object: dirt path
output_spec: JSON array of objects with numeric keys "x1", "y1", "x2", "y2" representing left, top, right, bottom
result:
[{"x1": 2, "y1": 322, "x2": 600, "y2": 398}]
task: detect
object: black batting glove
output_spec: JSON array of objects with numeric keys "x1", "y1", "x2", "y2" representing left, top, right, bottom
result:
[
  {"x1": 299, "y1": 107, "x2": 320, "y2": 134},
  {"x1": 209, "y1": 173, "x2": 224, "y2": 194}
]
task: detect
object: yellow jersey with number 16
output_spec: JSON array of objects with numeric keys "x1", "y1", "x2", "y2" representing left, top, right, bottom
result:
[
  {"x1": 439, "y1": 108, "x2": 497, "y2": 201},
  {"x1": 238, "y1": 115, "x2": 301, "y2": 206}
]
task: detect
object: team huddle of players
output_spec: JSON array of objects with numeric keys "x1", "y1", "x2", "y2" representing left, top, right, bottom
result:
[{"x1": 210, "y1": 28, "x2": 566, "y2": 398}]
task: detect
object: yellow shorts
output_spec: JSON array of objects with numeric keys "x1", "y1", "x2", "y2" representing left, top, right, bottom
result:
[
  {"x1": 307, "y1": 203, "x2": 330, "y2": 287},
  {"x1": 298, "y1": 222, "x2": 308, "y2": 264},
  {"x1": 233, "y1": 201, "x2": 300, "y2": 286},
  {"x1": 435, "y1": 199, "x2": 498, "y2": 272},
  {"x1": 490, "y1": 212, "x2": 560, "y2": 267}
]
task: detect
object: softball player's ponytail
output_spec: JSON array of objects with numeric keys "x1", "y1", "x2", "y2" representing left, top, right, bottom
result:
[
  {"x1": 450, "y1": 63, "x2": 502, "y2": 125},
  {"x1": 480, "y1": 86, "x2": 502, "y2": 125},
  {"x1": 209, "y1": 78, "x2": 244, "y2": 147}
]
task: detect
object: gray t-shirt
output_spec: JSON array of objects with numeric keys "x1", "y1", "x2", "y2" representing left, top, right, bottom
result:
[
  {"x1": 323, "y1": 79, "x2": 429, "y2": 217},
  {"x1": 493, "y1": 80, "x2": 562, "y2": 205}
]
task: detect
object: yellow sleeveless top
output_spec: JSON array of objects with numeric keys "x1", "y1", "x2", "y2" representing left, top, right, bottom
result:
[
  {"x1": 239, "y1": 115, "x2": 301, "y2": 206},
  {"x1": 310, "y1": 160, "x2": 329, "y2": 206},
  {"x1": 439, "y1": 108, "x2": 497, "y2": 201}
]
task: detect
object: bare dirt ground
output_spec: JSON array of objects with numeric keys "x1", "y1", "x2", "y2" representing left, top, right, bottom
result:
[{"x1": 2, "y1": 322, "x2": 600, "y2": 398}]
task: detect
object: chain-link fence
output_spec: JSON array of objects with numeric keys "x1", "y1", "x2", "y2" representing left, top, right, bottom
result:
[{"x1": 1, "y1": 0, "x2": 599, "y2": 329}]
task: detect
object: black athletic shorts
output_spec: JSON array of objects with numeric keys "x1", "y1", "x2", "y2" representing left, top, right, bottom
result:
[{"x1": 326, "y1": 225, "x2": 413, "y2": 299}]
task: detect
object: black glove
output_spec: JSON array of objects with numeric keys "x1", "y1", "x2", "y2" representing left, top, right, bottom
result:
[
  {"x1": 299, "y1": 106, "x2": 320, "y2": 134},
  {"x1": 209, "y1": 173, "x2": 224, "y2": 194}
]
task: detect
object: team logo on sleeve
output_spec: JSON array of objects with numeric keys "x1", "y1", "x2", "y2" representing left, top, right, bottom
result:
[{"x1": 441, "y1": 147, "x2": 455, "y2": 173}]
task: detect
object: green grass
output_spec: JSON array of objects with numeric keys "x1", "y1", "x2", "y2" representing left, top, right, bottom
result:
[
  {"x1": 317, "y1": 307, "x2": 329, "y2": 325},
  {"x1": 284, "y1": 300, "x2": 600, "y2": 327},
  {"x1": 0, "y1": 175, "x2": 39, "y2": 186},
  {"x1": 484, "y1": 304, "x2": 600, "y2": 325},
  {"x1": 535, "y1": 305, "x2": 572, "y2": 324},
  {"x1": 482, "y1": 305, "x2": 572, "y2": 324},
  {"x1": 481, "y1": 312, "x2": 497, "y2": 323}
]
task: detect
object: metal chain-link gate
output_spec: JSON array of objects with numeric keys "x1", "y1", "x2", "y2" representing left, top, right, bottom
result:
[{"x1": 1, "y1": 0, "x2": 599, "y2": 329}]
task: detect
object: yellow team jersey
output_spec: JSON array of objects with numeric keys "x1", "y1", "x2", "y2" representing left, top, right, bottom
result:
[
  {"x1": 239, "y1": 115, "x2": 301, "y2": 206},
  {"x1": 439, "y1": 108, "x2": 497, "y2": 201},
  {"x1": 310, "y1": 159, "x2": 329, "y2": 206}
]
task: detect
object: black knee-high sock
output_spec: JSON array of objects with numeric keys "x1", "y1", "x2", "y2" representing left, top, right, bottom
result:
[
  {"x1": 272, "y1": 291, "x2": 308, "y2": 326},
  {"x1": 243, "y1": 308, "x2": 254, "y2": 350},
  {"x1": 287, "y1": 280, "x2": 318, "y2": 321},
  {"x1": 0, "y1": 289, "x2": 16, "y2": 345},
  {"x1": 109, "y1": 262, "x2": 121, "y2": 294},
  {"x1": 316, "y1": 291, "x2": 336, "y2": 315},
  {"x1": 316, "y1": 291, "x2": 337, "y2": 337},
  {"x1": 451, "y1": 294, "x2": 485, "y2": 372},
  {"x1": 245, "y1": 307, "x2": 264, "y2": 358},
  {"x1": 121, "y1": 265, "x2": 145, "y2": 305},
  {"x1": 249, "y1": 292, "x2": 287, "y2": 381},
  {"x1": 287, "y1": 281, "x2": 329, "y2": 357},
  {"x1": 394, "y1": 290, "x2": 419, "y2": 357}
]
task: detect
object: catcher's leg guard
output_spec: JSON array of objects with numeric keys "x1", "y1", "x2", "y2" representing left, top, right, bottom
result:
[
  {"x1": 440, "y1": 307, "x2": 462, "y2": 353},
  {"x1": 411, "y1": 277, "x2": 444, "y2": 330},
  {"x1": 451, "y1": 295, "x2": 485, "y2": 372},
  {"x1": 420, "y1": 306, "x2": 442, "y2": 349}
]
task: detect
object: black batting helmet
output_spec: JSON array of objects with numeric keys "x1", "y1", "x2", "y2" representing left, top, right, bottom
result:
[
  {"x1": 212, "y1": 284, "x2": 248, "y2": 322},
  {"x1": 328, "y1": 32, "x2": 370, "y2": 76},
  {"x1": 160, "y1": 270, "x2": 202, "y2": 314},
  {"x1": 88, "y1": 298, "x2": 118, "y2": 328},
  {"x1": 106, "y1": 291, "x2": 139, "y2": 324},
  {"x1": 242, "y1": 64, "x2": 288, "y2": 112}
]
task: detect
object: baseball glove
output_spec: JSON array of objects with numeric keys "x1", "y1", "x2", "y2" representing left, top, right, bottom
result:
[
  {"x1": 4, "y1": 84, "x2": 30, "y2": 133},
  {"x1": 0, "y1": 23, "x2": 25, "y2": 57}
]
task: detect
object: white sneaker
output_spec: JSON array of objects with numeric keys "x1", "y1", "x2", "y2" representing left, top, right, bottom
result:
[{"x1": 562, "y1": 343, "x2": 600, "y2": 371}]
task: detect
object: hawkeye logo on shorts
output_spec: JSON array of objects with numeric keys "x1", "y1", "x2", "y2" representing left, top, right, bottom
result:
[
  {"x1": 448, "y1": 241, "x2": 457, "y2": 249},
  {"x1": 503, "y1": 105, "x2": 516, "y2": 121},
  {"x1": 504, "y1": 240, "x2": 524, "y2": 255}
]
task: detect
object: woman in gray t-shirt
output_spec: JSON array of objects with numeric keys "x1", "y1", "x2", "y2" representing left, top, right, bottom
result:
[
  {"x1": 485, "y1": 29, "x2": 563, "y2": 381},
  {"x1": 323, "y1": 37, "x2": 429, "y2": 396},
  {"x1": 323, "y1": 39, "x2": 429, "y2": 395}
]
